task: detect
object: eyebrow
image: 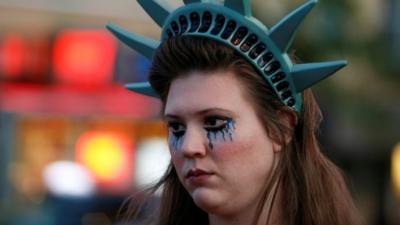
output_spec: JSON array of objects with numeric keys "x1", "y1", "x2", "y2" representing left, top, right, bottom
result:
[{"x1": 163, "y1": 107, "x2": 233, "y2": 120}]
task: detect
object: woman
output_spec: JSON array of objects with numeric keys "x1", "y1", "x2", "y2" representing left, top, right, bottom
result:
[{"x1": 107, "y1": 1, "x2": 360, "y2": 224}]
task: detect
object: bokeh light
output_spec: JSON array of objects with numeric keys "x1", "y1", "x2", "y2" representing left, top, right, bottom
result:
[{"x1": 75, "y1": 131, "x2": 134, "y2": 191}]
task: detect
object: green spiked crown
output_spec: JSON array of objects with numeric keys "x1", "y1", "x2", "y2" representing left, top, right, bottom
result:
[{"x1": 106, "y1": 0, "x2": 347, "y2": 112}]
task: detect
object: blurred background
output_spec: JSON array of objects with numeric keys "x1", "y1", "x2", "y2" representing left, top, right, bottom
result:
[{"x1": 0, "y1": 0, "x2": 398, "y2": 225}]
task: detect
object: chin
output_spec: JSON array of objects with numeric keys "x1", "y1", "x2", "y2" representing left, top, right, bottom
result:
[{"x1": 190, "y1": 188, "x2": 227, "y2": 214}]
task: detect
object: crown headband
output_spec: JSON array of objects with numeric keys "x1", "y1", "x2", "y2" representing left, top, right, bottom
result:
[{"x1": 106, "y1": 0, "x2": 347, "y2": 112}]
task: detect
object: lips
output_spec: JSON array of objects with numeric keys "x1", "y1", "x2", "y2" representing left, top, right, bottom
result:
[
  {"x1": 186, "y1": 168, "x2": 212, "y2": 178},
  {"x1": 185, "y1": 168, "x2": 214, "y2": 184}
]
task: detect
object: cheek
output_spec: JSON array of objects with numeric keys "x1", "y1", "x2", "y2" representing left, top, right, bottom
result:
[
  {"x1": 169, "y1": 148, "x2": 182, "y2": 168},
  {"x1": 169, "y1": 151, "x2": 186, "y2": 183},
  {"x1": 213, "y1": 127, "x2": 275, "y2": 178},
  {"x1": 212, "y1": 136, "x2": 255, "y2": 160}
]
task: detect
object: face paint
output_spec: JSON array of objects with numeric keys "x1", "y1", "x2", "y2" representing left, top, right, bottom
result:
[
  {"x1": 206, "y1": 118, "x2": 236, "y2": 150},
  {"x1": 169, "y1": 133, "x2": 183, "y2": 151},
  {"x1": 167, "y1": 117, "x2": 236, "y2": 151},
  {"x1": 167, "y1": 122, "x2": 185, "y2": 151}
]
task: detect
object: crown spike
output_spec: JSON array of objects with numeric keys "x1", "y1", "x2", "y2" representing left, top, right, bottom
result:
[
  {"x1": 291, "y1": 60, "x2": 347, "y2": 92},
  {"x1": 183, "y1": 0, "x2": 201, "y2": 4},
  {"x1": 269, "y1": 0, "x2": 317, "y2": 52},
  {"x1": 106, "y1": 23, "x2": 159, "y2": 60},
  {"x1": 224, "y1": 0, "x2": 251, "y2": 16},
  {"x1": 137, "y1": 0, "x2": 172, "y2": 27},
  {"x1": 125, "y1": 82, "x2": 158, "y2": 97},
  {"x1": 107, "y1": 0, "x2": 347, "y2": 112}
]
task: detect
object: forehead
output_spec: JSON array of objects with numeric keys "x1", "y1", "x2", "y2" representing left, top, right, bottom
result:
[{"x1": 164, "y1": 70, "x2": 251, "y2": 117}]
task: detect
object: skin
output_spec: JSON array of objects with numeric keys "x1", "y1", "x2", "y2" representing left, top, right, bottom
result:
[{"x1": 164, "y1": 70, "x2": 283, "y2": 225}]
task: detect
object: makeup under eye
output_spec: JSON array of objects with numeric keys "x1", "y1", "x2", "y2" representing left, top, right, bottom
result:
[
  {"x1": 204, "y1": 116, "x2": 230, "y2": 132},
  {"x1": 167, "y1": 121, "x2": 185, "y2": 137}
]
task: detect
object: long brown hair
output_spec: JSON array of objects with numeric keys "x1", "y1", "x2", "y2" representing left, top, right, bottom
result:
[{"x1": 120, "y1": 36, "x2": 360, "y2": 225}]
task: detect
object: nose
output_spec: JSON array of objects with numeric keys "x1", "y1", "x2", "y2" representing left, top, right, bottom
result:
[{"x1": 180, "y1": 126, "x2": 207, "y2": 158}]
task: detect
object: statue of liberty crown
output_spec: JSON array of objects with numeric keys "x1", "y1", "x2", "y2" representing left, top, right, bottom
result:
[{"x1": 106, "y1": 0, "x2": 347, "y2": 112}]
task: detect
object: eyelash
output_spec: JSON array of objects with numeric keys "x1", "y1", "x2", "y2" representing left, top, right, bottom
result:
[
  {"x1": 167, "y1": 116, "x2": 231, "y2": 138},
  {"x1": 204, "y1": 116, "x2": 230, "y2": 132},
  {"x1": 167, "y1": 122, "x2": 185, "y2": 138}
]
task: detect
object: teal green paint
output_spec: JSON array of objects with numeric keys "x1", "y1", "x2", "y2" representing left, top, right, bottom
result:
[{"x1": 107, "y1": 0, "x2": 347, "y2": 112}]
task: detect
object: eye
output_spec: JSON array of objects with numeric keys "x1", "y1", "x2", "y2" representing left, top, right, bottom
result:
[
  {"x1": 204, "y1": 116, "x2": 230, "y2": 132},
  {"x1": 167, "y1": 121, "x2": 185, "y2": 137}
]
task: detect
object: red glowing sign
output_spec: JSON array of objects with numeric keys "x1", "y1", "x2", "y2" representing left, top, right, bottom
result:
[
  {"x1": 0, "y1": 33, "x2": 50, "y2": 81},
  {"x1": 53, "y1": 30, "x2": 117, "y2": 86},
  {"x1": 1, "y1": 34, "x2": 26, "y2": 78}
]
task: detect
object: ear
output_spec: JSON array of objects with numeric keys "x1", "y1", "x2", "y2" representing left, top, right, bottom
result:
[
  {"x1": 272, "y1": 109, "x2": 298, "y2": 153},
  {"x1": 278, "y1": 109, "x2": 298, "y2": 144}
]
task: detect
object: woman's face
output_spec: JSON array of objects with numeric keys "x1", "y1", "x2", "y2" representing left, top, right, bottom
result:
[{"x1": 164, "y1": 70, "x2": 280, "y2": 216}]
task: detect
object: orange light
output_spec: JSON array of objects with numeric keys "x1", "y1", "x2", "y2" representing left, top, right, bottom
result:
[
  {"x1": 53, "y1": 29, "x2": 116, "y2": 86},
  {"x1": 392, "y1": 143, "x2": 400, "y2": 198},
  {"x1": 75, "y1": 131, "x2": 133, "y2": 191}
]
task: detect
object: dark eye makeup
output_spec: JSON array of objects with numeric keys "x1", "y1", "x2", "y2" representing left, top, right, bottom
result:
[
  {"x1": 167, "y1": 121, "x2": 185, "y2": 138},
  {"x1": 166, "y1": 114, "x2": 236, "y2": 150},
  {"x1": 204, "y1": 115, "x2": 231, "y2": 132},
  {"x1": 167, "y1": 115, "x2": 231, "y2": 136}
]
